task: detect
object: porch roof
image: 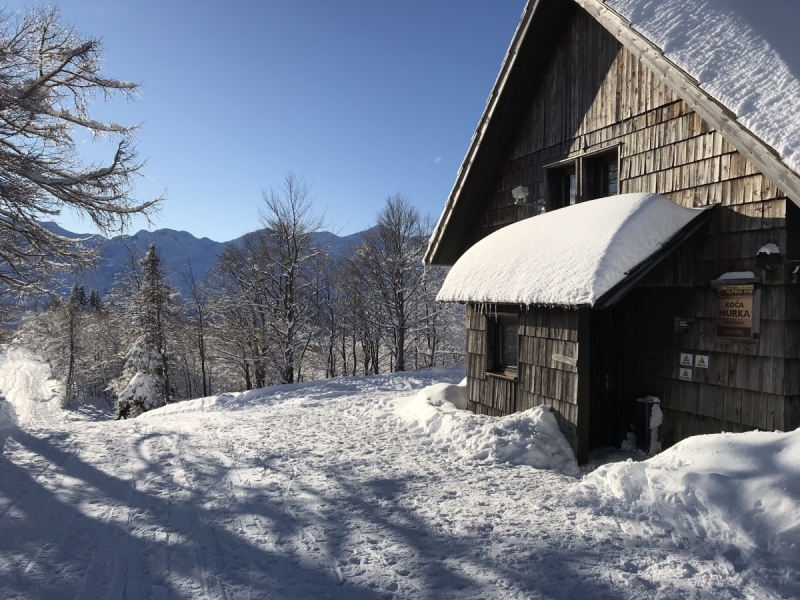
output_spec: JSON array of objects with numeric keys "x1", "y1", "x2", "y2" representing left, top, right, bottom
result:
[{"x1": 436, "y1": 193, "x2": 710, "y2": 308}]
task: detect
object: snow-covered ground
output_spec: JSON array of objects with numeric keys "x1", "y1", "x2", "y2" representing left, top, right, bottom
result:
[{"x1": 0, "y1": 346, "x2": 797, "y2": 599}]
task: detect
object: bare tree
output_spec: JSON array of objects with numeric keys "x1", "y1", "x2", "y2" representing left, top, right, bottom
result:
[
  {"x1": 0, "y1": 8, "x2": 161, "y2": 293},
  {"x1": 351, "y1": 195, "x2": 428, "y2": 372},
  {"x1": 182, "y1": 258, "x2": 210, "y2": 396},
  {"x1": 257, "y1": 173, "x2": 325, "y2": 384}
]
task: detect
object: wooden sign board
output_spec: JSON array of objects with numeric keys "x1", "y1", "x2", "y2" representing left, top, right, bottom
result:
[{"x1": 716, "y1": 284, "x2": 754, "y2": 339}]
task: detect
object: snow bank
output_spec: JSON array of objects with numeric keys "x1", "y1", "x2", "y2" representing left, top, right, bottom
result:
[
  {"x1": 573, "y1": 428, "x2": 800, "y2": 558},
  {"x1": 0, "y1": 396, "x2": 16, "y2": 431},
  {"x1": 0, "y1": 346, "x2": 63, "y2": 428},
  {"x1": 141, "y1": 367, "x2": 467, "y2": 418},
  {"x1": 607, "y1": 0, "x2": 800, "y2": 179},
  {"x1": 437, "y1": 193, "x2": 707, "y2": 306},
  {"x1": 396, "y1": 381, "x2": 579, "y2": 476}
]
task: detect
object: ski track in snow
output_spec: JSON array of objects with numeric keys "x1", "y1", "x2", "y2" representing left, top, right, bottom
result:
[{"x1": 0, "y1": 347, "x2": 797, "y2": 599}]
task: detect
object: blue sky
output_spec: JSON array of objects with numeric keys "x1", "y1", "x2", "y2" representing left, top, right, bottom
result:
[{"x1": 9, "y1": 1, "x2": 526, "y2": 241}]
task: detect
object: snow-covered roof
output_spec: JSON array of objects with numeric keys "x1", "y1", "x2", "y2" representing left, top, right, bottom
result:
[
  {"x1": 436, "y1": 193, "x2": 708, "y2": 307},
  {"x1": 426, "y1": 0, "x2": 800, "y2": 267},
  {"x1": 604, "y1": 0, "x2": 800, "y2": 181}
]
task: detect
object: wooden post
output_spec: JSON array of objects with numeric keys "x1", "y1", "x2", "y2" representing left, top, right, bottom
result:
[{"x1": 576, "y1": 307, "x2": 591, "y2": 465}]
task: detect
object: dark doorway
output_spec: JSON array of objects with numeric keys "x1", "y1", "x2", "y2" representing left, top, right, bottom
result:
[{"x1": 588, "y1": 308, "x2": 624, "y2": 448}]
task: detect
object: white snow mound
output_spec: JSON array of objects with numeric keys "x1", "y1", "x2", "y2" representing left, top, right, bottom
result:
[
  {"x1": 573, "y1": 428, "x2": 800, "y2": 558},
  {"x1": 437, "y1": 193, "x2": 707, "y2": 306},
  {"x1": 396, "y1": 381, "x2": 579, "y2": 476},
  {"x1": 0, "y1": 346, "x2": 63, "y2": 428}
]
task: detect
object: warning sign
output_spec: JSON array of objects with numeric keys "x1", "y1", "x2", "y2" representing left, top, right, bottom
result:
[
  {"x1": 680, "y1": 353, "x2": 693, "y2": 367},
  {"x1": 695, "y1": 354, "x2": 709, "y2": 369},
  {"x1": 679, "y1": 367, "x2": 693, "y2": 381},
  {"x1": 716, "y1": 284, "x2": 754, "y2": 338}
]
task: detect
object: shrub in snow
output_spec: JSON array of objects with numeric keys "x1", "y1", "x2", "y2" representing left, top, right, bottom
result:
[
  {"x1": 113, "y1": 336, "x2": 165, "y2": 418},
  {"x1": 573, "y1": 428, "x2": 800, "y2": 559},
  {"x1": 395, "y1": 380, "x2": 579, "y2": 477},
  {"x1": 116, "y1": 372, "x2": 159, "y2": 418}
]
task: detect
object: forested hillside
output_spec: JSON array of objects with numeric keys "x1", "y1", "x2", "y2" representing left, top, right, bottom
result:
[{"x1": 12, "y1": 182, "x2": 464, "y2": 416}]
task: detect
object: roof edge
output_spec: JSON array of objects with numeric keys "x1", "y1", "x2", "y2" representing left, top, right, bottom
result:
[
  {"x1": 593, "y1": 205, "x2": 716, "y2": 307},
  {"x1": 424, "y1": 0, "x2": 542, "y2": 266},
  {"x1": 575, "y1": 0, "x2": 800, "y2": 205}
]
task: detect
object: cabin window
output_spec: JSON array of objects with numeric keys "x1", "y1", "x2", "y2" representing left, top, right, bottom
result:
[
  {"x1": 546, "y1": 164, "x2": 578, "y2": 209},
  {"x1": 584, "y1": 150, "x2": 619, "y2": 200},
  {"x1": 487, "y1": 312, "x2": 519, "y2": 376}
]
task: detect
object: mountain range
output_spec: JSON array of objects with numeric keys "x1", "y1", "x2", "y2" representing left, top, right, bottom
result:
[{"x1": 42, "y1": 222, "x2": 366, "y2": 296}]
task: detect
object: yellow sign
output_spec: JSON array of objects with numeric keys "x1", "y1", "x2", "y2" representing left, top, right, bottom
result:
[
  {"x1": 680, "y1": 353, "x2": 693, "y2": 366},
  {"x1": 716, "y1": 284, "x2": 754, "y2": 338},
  {"x1": 695, "y1": 355, "x2": 709, "y2": 368},
  {"x1": 679, "y1": 368, "x2": 692, "y2": 381}
]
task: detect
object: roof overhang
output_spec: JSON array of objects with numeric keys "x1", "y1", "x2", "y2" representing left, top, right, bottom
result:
[
  {"x1": 436, "y1": 193, "x2": 714, "y2": 308},
  {"x1": 425, "y1": 0, "x2": 800, "y2": 267},
  {"x1": 424, "y1": 0, "x2": 574, "y2": 266}
]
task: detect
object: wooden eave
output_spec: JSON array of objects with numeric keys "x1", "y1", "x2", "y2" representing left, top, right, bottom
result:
[
  {"x1": 425, "y1": 0, "x2": 800, "y2": 267},
  {"x1": 424, "y1": 0, "x2": 572, "y2": 266},
  {"x1": 592, "y1": 205, "x2": 716, "y2": 308}
]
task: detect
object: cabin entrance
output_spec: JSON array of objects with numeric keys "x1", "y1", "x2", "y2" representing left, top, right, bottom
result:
[{"x1": 588, "y1": 308, "x2": 624, "y2": 449}]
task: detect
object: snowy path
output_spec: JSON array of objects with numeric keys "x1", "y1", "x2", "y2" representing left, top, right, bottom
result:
[{"x1": 0, "y1": 349, "x2": 796, "y2": 599}]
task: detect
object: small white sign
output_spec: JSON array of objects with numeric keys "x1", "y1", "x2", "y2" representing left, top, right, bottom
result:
[
  {"x1": 679, "y1": 367, "x2": 693, "y2": 381},
  {"x1": 680, "y1": 353, "x2": 694, "y2": 367},
  {"x1": 695, "y1": 355, "x2": 709, "y2": 369}
]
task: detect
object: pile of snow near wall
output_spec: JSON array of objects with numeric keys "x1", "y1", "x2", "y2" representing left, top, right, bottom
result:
[
  {"x1": 395, "y1": 380, "x2": 580, "y2": 477},
  {"x1": 572, "y1": 429, "x2": 800, "y2": 559}
]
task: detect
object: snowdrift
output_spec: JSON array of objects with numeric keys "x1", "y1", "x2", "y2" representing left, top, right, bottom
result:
[
  {"x1": 140, "y1": 367, "x2": 468, "y2": 418},
  {"x1": 0, "y1": 346, "x2": 63, "y2": 428},
  {"x1": 395, "y1": 380, "x2": 580, "y2": 477},
  {"x1": 573, "y1": 428, "x2": 800, "y2": 558}
]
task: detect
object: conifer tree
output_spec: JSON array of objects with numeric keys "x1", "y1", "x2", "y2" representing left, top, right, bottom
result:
[{"x1": 115, "y1": 243, "x2": 172, "y2": 417}]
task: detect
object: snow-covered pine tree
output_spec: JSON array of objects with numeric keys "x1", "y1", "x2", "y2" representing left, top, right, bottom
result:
[
  {"x1": 115, "y1": 243, "x2": 172, "y2": 418},
  {"x1": 88, "y1": 289, "x2": 102, "y2": 311}
]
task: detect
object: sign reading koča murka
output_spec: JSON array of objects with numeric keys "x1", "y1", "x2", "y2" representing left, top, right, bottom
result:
[{"x1": 716, "y1": 284, "x2": 754, "y2": 338}]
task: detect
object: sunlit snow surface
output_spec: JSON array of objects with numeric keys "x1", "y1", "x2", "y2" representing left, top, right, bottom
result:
[
  {"x1": 1, "y1": 346, "x2": 799, "y2": 599},
  {"x1": 607, "y1": 0, "x2": 800, "y2": 178}
]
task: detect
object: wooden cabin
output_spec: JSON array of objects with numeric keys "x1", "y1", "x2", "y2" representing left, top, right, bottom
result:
[{"x1": 425, "y1": 0, "x2": 800, "y2": 464}]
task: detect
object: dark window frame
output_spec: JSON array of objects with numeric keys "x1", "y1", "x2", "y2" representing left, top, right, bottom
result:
[
  {"x1": 544, "y1": 158, "x2": 579, "y2": 211},
  {"x1": 584, "y1": 148, "x2": 620, "y2": 201},
  {"x1": 486, "y1": 311, "x2": 519, "y2": 379},
  {"x1": 543, "y1": 144, "x2": 621, "y2": 210}
]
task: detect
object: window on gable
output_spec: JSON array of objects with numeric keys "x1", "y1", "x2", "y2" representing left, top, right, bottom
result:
[
  {"x1": 543, "y1": 146, "x2": 620, "y2": 212},
  {"x1": 584, "y1": 150, "x2": 619, "y2": 200},
  {"x1": 546, "y1": 164, "x2": 577, "y2": 210},
  {"x1": 487, "y1": 312, "x2": 519, "y2": 376}
]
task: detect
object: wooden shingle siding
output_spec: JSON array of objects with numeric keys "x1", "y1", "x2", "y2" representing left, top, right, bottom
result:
[
  {"x1": 460, "y1": 5, "x2": 799, "y2": 452},
  {"x1": 465, "y1": 304, "x2": 582, "y2": 452},
  {"x1": 471, "y1": 8, "x2": 788, "y2": 248}
]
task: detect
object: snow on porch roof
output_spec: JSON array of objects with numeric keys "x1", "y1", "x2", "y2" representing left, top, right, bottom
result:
[{"x1": 436, "y1": 193, "x2": 709, "y2": 308}]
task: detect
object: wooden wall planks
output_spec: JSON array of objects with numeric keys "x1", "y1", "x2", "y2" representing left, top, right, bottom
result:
[{"x1": 459, "y1": 5, "x2": 800, "y2": 451}]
